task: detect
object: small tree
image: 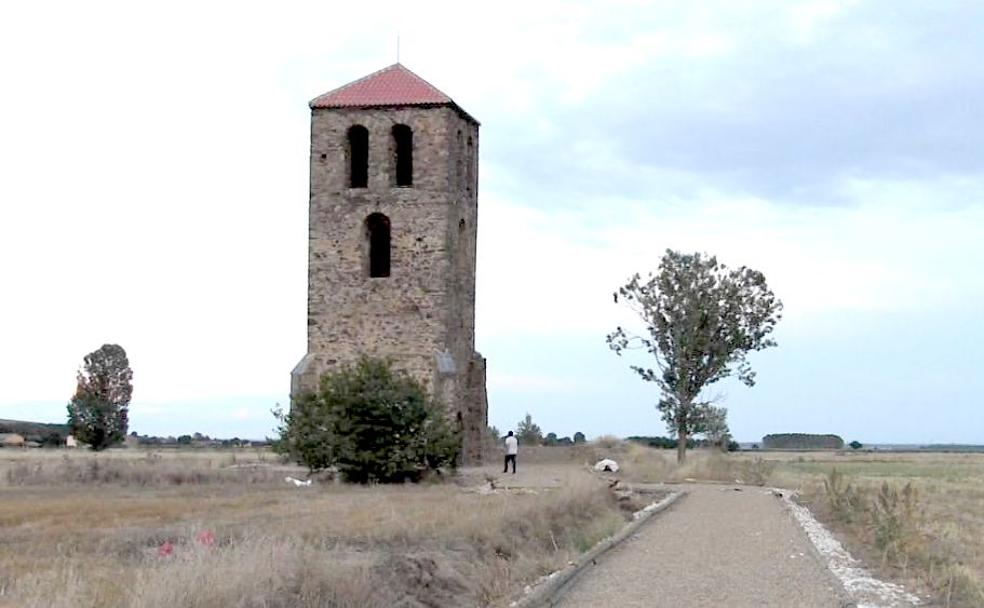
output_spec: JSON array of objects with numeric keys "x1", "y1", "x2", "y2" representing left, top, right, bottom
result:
[
  {"x1": 66, "y1": 344, "x2": 133, "y2": 451},
  {"x1": 515, "y1": 413, "x2": 543, "y2": 445},
  {"x1": 544, "y1": 432, "x2": 559, "y2": 446},
  {"x1": 573, "y1": 431, "x2": 586, "y2": 444},
  {"x1": 607, "y1": 250, "x2": 782, "y2": 463},
  {"x1": 849, "y1": 440, "x2": 863, "y2": 450},
  {"x1": 701, "y1": 406, "x2": 732, "y2": 451},
  {"x1": 275, "y1": 357, "x2": 460, "y2": 483}
]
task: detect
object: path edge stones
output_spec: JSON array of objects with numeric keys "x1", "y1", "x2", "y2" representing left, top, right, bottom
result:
[{"x1": 510, "y1": 490, "x2": 687, "y2": 608}]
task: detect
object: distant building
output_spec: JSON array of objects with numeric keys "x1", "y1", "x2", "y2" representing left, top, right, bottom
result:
[{"x1": 0, "y1": 433, "x2": 26, "y2": 447}]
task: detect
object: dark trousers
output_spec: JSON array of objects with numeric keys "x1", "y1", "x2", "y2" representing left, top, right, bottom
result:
[{"x1": 504, "y1": 454, "x2": 517, "y2": 473}]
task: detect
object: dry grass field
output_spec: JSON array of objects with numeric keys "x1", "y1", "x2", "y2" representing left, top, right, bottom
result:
[
  {"x1": 2, "y1": 445, "x2": 981, "y2": 607},
  {"x1": 0, "y1": 448, "x2": 633, "y2": 608}
]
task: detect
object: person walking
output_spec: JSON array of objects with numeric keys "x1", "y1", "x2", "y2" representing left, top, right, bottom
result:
[{"x1": 503, "y1": 431, "x2": 518, "y2": 474}]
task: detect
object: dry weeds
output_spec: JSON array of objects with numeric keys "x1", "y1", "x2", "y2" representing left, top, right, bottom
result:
[
  {"x1": 0, "y1": 448, "x2": 627, "y2": 607},
  {"x1": 763, "y1": 450, "x2": 984, "y2": 607}
]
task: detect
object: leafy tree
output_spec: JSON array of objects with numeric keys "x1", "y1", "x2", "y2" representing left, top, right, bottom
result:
[
  {"x1": 274, "y1": 357, "x2": 460, "y2": 483},
  {"x1": 573, "y1": 431, "x2": 586, "y2": 444},
  {"x1": 66, "y1": 344, "x2": 133, "y2": 451},
  {"x1": 544, "y1": 432, "x2": 559, "y2": 446},
  {"x1": 607, "y1": 250, "x2": 782, "y2": 463},
  {"x1": 515, "y1": 413, "x2": 543, "y2": 445},
  {"x1": 177, "y1": 435, "x2": 193, "y2": 445},
  {"x1": 849, "y1": 440, "x2": 863, "y2": 450},
  {"x1": 701, "y1": 406, "x2": 732, "y2": 451}
]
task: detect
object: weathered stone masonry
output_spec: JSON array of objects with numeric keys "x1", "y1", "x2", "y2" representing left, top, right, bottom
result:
[{"x1": 291, "y1": 65, "x2": 488, "y2": 464}]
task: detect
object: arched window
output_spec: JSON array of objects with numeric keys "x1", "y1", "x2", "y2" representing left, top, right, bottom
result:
[
  {"x1": 366, "y1": 213, "x2": 391, "y2": 278},
  {"x1": 466, "y1": 136, "x2": 474, "y2": 192},
  {"x1": 348, "y1": 125, "x2": 368, "y2": 188},
  {"x1": 393, "y1": 124, "x2": 413, "y2": 186}
]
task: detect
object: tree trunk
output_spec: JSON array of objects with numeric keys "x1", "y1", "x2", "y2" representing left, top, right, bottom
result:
[{"x1": 677, "y1": 427, "x2": 687, "y2": 463}]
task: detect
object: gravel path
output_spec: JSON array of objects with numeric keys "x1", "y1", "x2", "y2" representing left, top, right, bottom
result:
[{"x1": 554, "y1": 484, "x2": 851, "y2": 608}]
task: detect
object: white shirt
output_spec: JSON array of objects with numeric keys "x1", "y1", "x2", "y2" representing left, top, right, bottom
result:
[{"x1": 505, "y1": 436, "x2": 518, "y2": 455}]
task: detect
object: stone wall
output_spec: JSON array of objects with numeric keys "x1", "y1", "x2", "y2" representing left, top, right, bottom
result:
[{"x1": 292, "y1": 103, "x2": 486, "y2": 464}]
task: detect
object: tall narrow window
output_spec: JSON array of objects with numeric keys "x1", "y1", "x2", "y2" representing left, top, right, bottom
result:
[
  {"x1": 366, "y1": 213, "x2": 391, "y2": 278},
  {"x1": 456, "y1": 130, "x2": 464, "y2": 188},
  {"x1": 393, "y1": 124, "x2": 413, "y2": 186},
  {"x1": 466, "y1": 136, "x2": 474, "y2": 192},
  {"x1": 348, "y1": 125, "x2": 368, "y2": 188}
]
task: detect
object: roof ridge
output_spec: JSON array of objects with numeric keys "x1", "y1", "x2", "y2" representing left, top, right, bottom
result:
[
  {"x1": 308, "y1": 64, "x2": 477, "y2": 124},
  {"x1": 389, "y1": 63, "x2": 451, "y2": 102},
  {"x1": 313, "y1": 63, "x2": 403, "y2": 102}
]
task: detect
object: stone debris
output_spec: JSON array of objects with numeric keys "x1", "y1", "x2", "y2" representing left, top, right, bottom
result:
[
  {"x1": 476, "y1": 481, "x2": 498, "y2": 495},
  {"x1": 781, "y1": 491, "x2": 921, "y2": 607},
  {"x1": 285, "y1": 476, "x2": 313, "y2": 487},
  {"x1": 593, "y1": 459, "x2": 619, "y2": 473}
]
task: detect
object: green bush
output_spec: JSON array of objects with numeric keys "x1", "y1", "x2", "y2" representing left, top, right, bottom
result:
[{"x1": 275, "y1": 357, "x2": 460, "y2": 483}]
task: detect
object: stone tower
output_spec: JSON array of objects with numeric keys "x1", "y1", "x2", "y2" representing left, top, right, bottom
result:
[{"x1": 291, "y1": 64, "x2": 487, "y2": 464}]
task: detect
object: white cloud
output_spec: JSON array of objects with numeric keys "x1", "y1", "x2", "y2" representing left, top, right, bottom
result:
[
  {"x1": 487, "y1": 371, "x2": 585, "y2": 393},
  {"x1": 477, "y1": 177, "x2": 984, "y2": 338},
  {"x1": 786, "y1": 0, "x2": 856, "y2": 45}
]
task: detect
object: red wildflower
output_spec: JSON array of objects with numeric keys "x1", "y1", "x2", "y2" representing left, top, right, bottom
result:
[
  {"x1": 195, "y1": 530, "x2": 216, "y2": 548},
  {"x1": 157, "y1": 540, "x2": 175, "y2": 558}
]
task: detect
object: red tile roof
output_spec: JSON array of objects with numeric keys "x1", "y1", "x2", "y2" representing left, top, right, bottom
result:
[{"x1": 309, "y1": 64, "x2": 477, "y2": 123}]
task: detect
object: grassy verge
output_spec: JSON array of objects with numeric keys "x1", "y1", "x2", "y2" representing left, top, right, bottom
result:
[{"x1": 778, "y1": 453, "x2": 984, "y2": 607}]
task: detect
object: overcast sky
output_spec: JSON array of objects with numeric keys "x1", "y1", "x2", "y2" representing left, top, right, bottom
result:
[{"x1": 1, "y1": 0, "x2": 982, "y2": 443}]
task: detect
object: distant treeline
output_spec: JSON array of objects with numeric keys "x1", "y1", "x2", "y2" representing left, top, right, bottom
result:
[
  {"x1": 0, "y1": 420, "x2": 268, "y2": 449},
  {"x1": 923, "y1": 444, "x2": 984, "y2": 453},
  {"x1": 762, "y1": 433, "x2": 844, "y2": 449},
  {"x1": 133, "y1": 433, "x2": 268, "y2": 448},
  {"x1": 627, "y1": 436, "x2": 739, "y2": 452},
  {"x1": 0, "y1": 419, "x2": 69, "y2": 446}
]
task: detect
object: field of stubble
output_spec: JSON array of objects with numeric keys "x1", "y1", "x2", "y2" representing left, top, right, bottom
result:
[{"x1": 0, "y1": 447, "x2": 628, "y2": 608}]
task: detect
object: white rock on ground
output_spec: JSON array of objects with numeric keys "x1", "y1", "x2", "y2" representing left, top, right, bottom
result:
[{"x1": 593, "y1": 459, "x2": 619, "y2": 473}]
